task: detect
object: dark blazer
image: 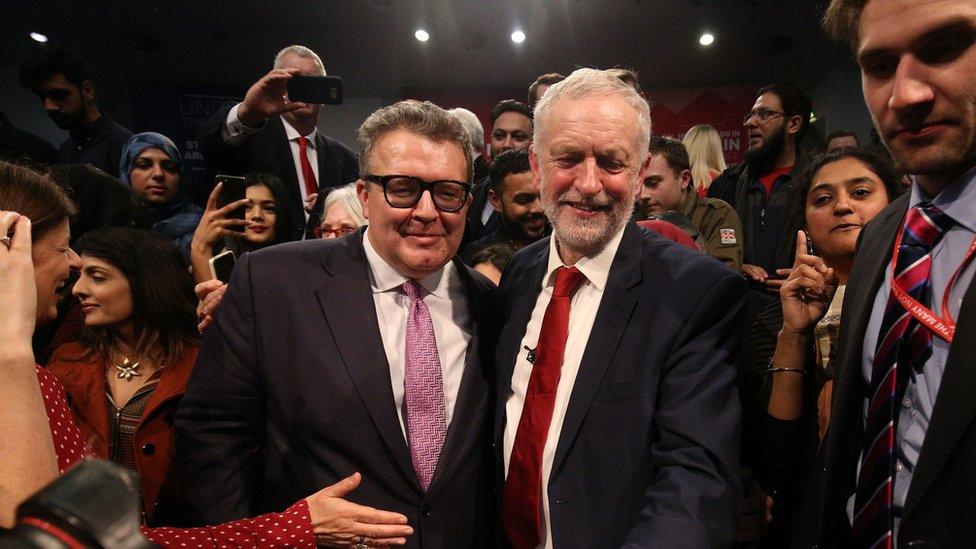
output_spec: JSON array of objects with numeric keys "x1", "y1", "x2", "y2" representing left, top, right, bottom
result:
[
  {"x1": 198, "y1": 103, "x2": 359, "y2": 241},
  {"x1": 176, "y1": 231, "x2": 498, "y2": 547},
  {"x1": 794, "y1": 192, "x2": 976, "y2": 548},
  {"x1": 494, "y1": 222, "x2": 747, "y2": 548},
  {"x1": 463, "y1": 175, "x2": 500, "y2": 249}
]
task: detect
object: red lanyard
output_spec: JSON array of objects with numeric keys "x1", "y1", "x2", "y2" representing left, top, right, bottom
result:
[{"x1": 889, "y1": 217, "x2": 976, "y2": 343}]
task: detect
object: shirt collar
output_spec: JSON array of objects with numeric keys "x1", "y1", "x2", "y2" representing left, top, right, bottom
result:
[
  {"x1": 361, "y1": 228, "x2": 453, "y2": 299},
  {"x1": 543, "y1": 222, "x2": 627, "y2": 293},
  {"x1": 909, "y1": 164, "x2": 976, "y2": 233},
  {"x1": 281, "y1": 116, "x2": 318, "y2": 145}
]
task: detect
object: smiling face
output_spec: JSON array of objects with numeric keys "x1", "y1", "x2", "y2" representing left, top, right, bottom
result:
[
  {"x1": 72, "y1": 255, "x2": 134, "y2": 329},
  {"x1": 358, "y1": 129, "x2": 469, "y2": 279},
  {"x1": 857, "y1": 0, "x2": 976, "y2": 183},
  {"x1": 243, "y1": 184, "x2": 277, "y2": 247},
  {"x1": 128, "y1": 147, "x2": 181, "y2": 205},
  {"x1": 489, "y1": 170, "x2": 546, "y2": 245},
  {"x1": 32, "y1": 220, "x2": 81, "y2": 324},
  {"x1": 533, "y1": 94, "x2": 648, "y2": 261},
  {"x1": 804, "y1": 157, "x2": 891, "y2": 266}
]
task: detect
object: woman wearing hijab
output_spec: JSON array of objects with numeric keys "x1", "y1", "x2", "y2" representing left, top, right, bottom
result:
[{"x1": 119, "y1": 133, "x2": 202, "y2": 259}]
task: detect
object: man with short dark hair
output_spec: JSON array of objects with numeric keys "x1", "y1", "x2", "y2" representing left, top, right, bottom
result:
[
  {"x1": 179, "y1": 101, "x2": 497, "y2": 547},
  {"x1": 466, "y1": 100, "x2": 534, "y2": 246},
  {"x1": 199, "y1": 45, "x2": 358, "y2": 241},
  {"x1": 637, "y1": 136, "x2": 744, "y2": 270},
  {"x1": 793, "y1": 1, "x2": 976, "y2": 547},
  {"x1": 462, "y1": 148, "x2": 546, "y2": 266},
  {"x1": 709, "y1": 82, "x2": 813, "y2": 292},
  {"x1": 527, "y1": 73, "x2": 565, "y2": 108},
  {"x1": 18, "y1": 47, "x2": 132, "y2": 176},
  {"x1": 825, "y1": 130, "x2": 860, "y2": 152}
]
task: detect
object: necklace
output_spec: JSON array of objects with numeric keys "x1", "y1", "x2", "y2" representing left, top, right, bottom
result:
[{"x1": 115, "y1": 357, "x2": 142, "y2": 381}]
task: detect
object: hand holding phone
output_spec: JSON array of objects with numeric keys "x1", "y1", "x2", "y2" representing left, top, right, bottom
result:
[
  {"x1": 208, "y1": 250, "x2": 237, "y2": 283},
  {"x1": 215, "y1": 175, "x2": 248, "y2": 232}
]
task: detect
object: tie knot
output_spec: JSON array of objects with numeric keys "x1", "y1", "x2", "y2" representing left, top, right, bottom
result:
[
  {"x1": 403, "y1": 280, "x2": 425, "y2": 301},
  {"x1": 552, "y1": 266, "x2": 586, "y2": 297},
  {"x1": 297, "y1": 136, "x2": 309, "y2": 148},
  {"x1": 905, "y1": 202, "x2": 954, "y2": 247}
]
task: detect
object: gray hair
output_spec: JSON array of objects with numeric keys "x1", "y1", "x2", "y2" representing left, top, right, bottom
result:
[
  {"x1": 358, "y1": 101, "x2": 473, "y2": 183},
  {"x1": 533, "y1": 68, "x2": 651, "y2": 156},
  {"x1": 273, "y1": 45, "x2": 326, "y2": 75},
  {"x1": 321, "y1": 182, "x2": 367, "y2": 227},
  {"x1": 447, "y1": 107, "x2": 485, "y2": 154}
]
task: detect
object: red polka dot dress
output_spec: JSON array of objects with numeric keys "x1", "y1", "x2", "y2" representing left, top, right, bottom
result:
[{"x1": 37, "y1": 367, "x2": 315, "y2": 548}]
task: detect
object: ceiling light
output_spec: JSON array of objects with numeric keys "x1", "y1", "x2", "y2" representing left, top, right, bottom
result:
[
  {"x1": 699, "y1": 33, "x2": 715, "y2": 46},
  {"x1": 30, "y1": 32, "x2": 48, "y2": 43},
  {"x1": 511, "y1": 30, "x2": 526, "y2": 44},
  {"x1": 415, "y1": 29, "x2": 430, "y2": 42}
]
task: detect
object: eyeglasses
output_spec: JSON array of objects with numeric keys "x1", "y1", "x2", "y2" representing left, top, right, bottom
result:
[
  {"x1": 743, "y1": 109, "x2": 785, "y2": 124},
  {"x1": 363, "y1": 174, "x2": 471, "y2": 213},
  {"x1": 313, "y1": 226, "x2": 358, "y2": 239}
]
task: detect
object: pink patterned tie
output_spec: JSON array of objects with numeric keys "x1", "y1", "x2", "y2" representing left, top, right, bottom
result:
[{"x1": 403, "y1": 280, "x2": 447, "y2": 491}]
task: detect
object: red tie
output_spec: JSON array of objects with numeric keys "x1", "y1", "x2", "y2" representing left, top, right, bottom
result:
[
  {"x1": 502, "y1": 266, "x2": 587, "y2": 549},
  {"x1": 297, "y1": 136, "x2": 318, "y2": 197}
]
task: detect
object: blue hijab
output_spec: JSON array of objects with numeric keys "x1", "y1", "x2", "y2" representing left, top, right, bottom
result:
[{"x1": 119, "y1": 132, "x2": 202, "y2": 259}]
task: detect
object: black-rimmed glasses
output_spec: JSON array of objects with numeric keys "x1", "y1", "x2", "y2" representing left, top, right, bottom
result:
[
  {"x1": 743, "y1": 109, "x2": 785, "y2": 124},
  {"x1": 363, "y1": 174, "x2": 471, "y2": 213}
]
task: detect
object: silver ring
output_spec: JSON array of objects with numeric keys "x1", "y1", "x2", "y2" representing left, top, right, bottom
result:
[
  {"x1": 0, "y1": 235, "x2": 11, "y2": 250},
  {"x1": 356, "y1": 536, "x2": 369, "y2": 549}
]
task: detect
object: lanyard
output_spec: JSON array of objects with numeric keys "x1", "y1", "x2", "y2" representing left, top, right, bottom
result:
[{"x1": 889, "y1": 216, "x2": 976, "y2": 343}]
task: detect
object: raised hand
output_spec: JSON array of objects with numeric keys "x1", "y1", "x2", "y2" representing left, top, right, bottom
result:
[
  {"x1": 190, "y1": 183, "x2": 250, "y2": 283},
  {"x1": 780, "y1": 231, "x2": 839, "y2": 334},
  {"x1": 0, "y1": 212, "x2": 36, "y2": 347},
  {"x1": 236, "y1": 68, "x2": 309, "y2": 128}
]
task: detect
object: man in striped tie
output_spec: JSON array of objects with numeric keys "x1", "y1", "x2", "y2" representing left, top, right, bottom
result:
[{"x1": 798, "y1": 1, "x2": 976, "y2": 547}]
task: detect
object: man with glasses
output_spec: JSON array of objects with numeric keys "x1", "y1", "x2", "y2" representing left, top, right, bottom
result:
[
  {"x1": 178, "y1": 101, "x2": 498, "y2": 548},
  {"x1": 709, "y1": 83, "x2": 813, "y2": 293}
]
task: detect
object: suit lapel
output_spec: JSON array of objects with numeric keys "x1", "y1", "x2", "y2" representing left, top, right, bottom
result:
[
  {"x1": 903, "y1": 257, "x2": 976, "y2": 518},
  {"x1": 428, "y1": 259, "x2": 491, "y2": 497},
  {"x1": 268, "y1": 117, "x2": 304, "y2": 215},
  {"x1": 315, "y1": 233, "x2": 417, "y2": 489},
  {"x1": 551, "y1": 223, "x2": 642, "y2": 472}
]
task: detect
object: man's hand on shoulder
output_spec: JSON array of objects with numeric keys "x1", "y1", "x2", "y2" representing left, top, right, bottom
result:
[{"x1": 237, "y1": 67, "x2": 309, "y2": 128}]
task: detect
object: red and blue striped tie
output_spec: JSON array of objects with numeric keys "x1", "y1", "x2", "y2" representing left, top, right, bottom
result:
[{"x1": 852, "y1": 202, "x2": 954, "y2": 548}]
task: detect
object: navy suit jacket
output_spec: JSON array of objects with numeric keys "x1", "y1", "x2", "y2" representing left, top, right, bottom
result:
[
  {"x1": 176, "y1": 231, "x2": 498, "y2": 547},
  {"x1": 794, "y1": 192, "x2": 976, "y2": 548},
  {"x1": 198, "y1": 103, "x2": 359, "y2": 241},
  {"x1": 494, "y1": 222, "x2": 747, "y2": 548}
]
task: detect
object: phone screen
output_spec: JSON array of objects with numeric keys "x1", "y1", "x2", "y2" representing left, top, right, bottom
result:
[
  {"x1": 287, "y1": 75, "x2": 343, "y2": 105},
  {"x1": 209, "y1": 250, "x2": 237, "y2": 283},
  {"x1": 215, "y1": 174, "x2": 247, "y2": 232}
]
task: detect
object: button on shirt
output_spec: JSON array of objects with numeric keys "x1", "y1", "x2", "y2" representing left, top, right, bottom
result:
[
  {"x1": 850, "y1": 168, "x2": 976, "y2": 531},
  {"x1": 362, "y1": 229, "x2": 472, "y2": 438},
  {"x1": 222, "y1": 103, "x2": 320, "y2": 218},
  {"x1": 503, "y1": 225, "x2": 626, "y2": 549}
]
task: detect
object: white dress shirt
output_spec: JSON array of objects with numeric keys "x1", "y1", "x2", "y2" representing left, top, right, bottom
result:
[
  {"x1": 222, "y1": 103, "x2": 319, "y2": 218},
  {"x1": 362, "y1": 228, "x2": 472, "y2": 440},
  {"x1": 502, "y1": 224, "x2": 626, "y2": 549}
]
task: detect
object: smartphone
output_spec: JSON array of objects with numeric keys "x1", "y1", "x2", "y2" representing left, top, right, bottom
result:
[
  {"x1": 208, "y1": 250, "x2": 237, "y2": 283},
  {"x1": 215, "y1": 174, "x2": 247, "y2": 232},
  {"x1": 287, "y1": 75, "x2": 343, "y2": 105}
]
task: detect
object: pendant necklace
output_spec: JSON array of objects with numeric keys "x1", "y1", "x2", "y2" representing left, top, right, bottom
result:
[{"x1": 115, "y1": 357, "x2": 142, "y2": 381}]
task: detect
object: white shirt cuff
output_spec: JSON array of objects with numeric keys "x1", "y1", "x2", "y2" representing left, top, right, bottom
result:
[{"x1": 221, "y1": 103, "x2": 264, "y2": 144}]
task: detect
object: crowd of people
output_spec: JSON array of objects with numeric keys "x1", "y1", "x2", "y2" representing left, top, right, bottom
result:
[{"x1": 1, "y1": 0, "x2": 975, "y2": 547}]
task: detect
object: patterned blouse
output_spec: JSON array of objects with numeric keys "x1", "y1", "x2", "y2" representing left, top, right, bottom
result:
[{"x1": 35, "y1": 366, "x2": 316, "y2": 548}]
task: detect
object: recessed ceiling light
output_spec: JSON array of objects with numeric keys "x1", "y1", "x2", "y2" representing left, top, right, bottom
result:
[
  {"x1": 699, "y1": 32, "x2": 715, "y2": 46},
  {"x1": 30, "y1": 32, "x2": 48, "y2": 43},
  {"x1": 511, "y1": 30, "x2": 526, "y2": 44},
  {"x1": 415, "y1": 29, "x2": 430, "y2": 42}
]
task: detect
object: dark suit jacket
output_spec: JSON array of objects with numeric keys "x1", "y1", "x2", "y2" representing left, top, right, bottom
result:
[
  {"x1": 199, "y1": 103, "x2": 359, "y2": 241},
  {"x1": 463, "y1": 175, "x2": 500, "y2": 249},
  {"x1": 494, "y1": 222, "x2": 747, "y2": 548},
  {"x1": 794, "y1": 192, "x2": 976, "y2": 548},
  {"x1": 176, "y1": 232, "x2": 498, "y2": 547}
]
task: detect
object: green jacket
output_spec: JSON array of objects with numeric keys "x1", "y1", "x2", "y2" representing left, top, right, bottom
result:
[{"x1": 677, "y1": 190, "x2": 744, "y2": 271}]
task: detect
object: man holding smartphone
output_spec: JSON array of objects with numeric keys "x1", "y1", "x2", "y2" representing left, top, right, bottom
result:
[{"x1": 199, "y1": 45, "x2": 358, "y2": 241}]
